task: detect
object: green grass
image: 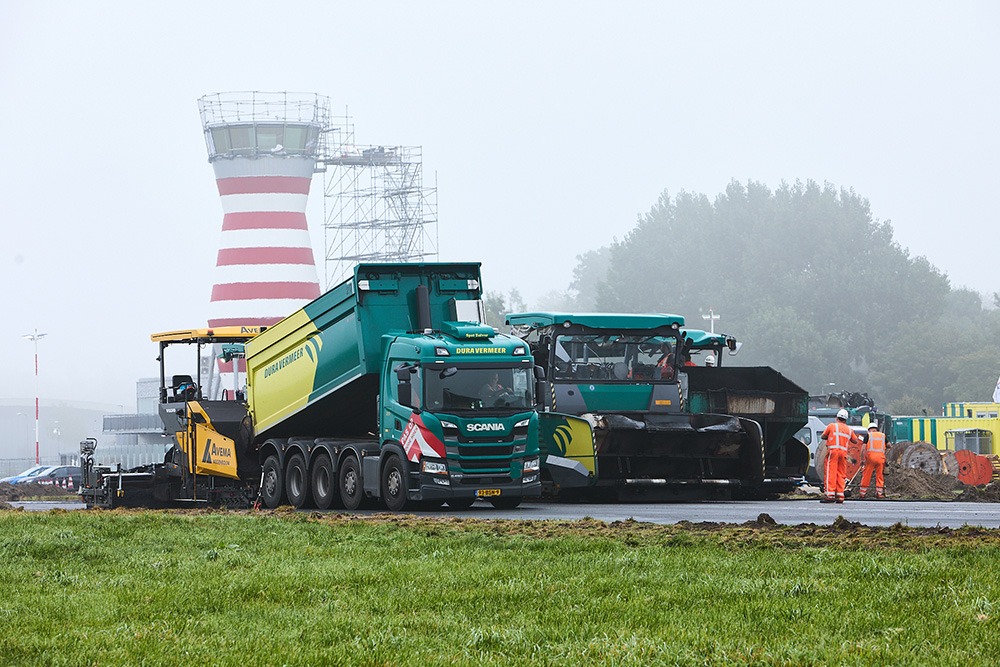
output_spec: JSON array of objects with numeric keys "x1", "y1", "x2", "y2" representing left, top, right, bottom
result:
[{"x1": 1, "y1": 510, "x2": 998, "y2": 666}]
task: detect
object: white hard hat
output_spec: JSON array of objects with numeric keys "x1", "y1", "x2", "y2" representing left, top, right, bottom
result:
[
  {"x1": 837, "y1": 408, "x2": 849, "y2": 421},
  {"x1": 868, "y1": 421, "x2": 878, "y2": 430},
  {"x1": 705, "y1": 354, "x2": 716, "y2": 367}
]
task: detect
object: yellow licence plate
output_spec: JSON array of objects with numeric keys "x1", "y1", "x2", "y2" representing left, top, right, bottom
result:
[{"x1": 476, "y1": 488, "x2": 501, "y2": 497}]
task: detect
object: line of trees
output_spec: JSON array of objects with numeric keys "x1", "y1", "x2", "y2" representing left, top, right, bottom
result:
[{"x1": 488, "y1": 180, "x2": 1000, "y2": 415}]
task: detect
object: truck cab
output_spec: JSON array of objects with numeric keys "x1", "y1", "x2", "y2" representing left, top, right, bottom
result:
[{"x1": 374, "y1": 323, "x2": 541, "y2": 509}]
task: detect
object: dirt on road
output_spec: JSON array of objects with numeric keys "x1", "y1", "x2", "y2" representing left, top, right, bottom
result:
[{"x1": 802, "y1": 462, "x2": 999, "y2": 501}]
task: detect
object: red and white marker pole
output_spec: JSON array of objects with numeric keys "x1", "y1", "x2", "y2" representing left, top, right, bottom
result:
[{"x1": 22, "y1": 329, "x2": 47, "y2": 465}]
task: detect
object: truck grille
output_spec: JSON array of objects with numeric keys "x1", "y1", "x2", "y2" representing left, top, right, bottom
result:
[
  {"x1": 446, "y1": 444, "x2": 515, "y2": 476},
  {"x1": 456, "y1": 444, "x2": 513, "y2": 458}
]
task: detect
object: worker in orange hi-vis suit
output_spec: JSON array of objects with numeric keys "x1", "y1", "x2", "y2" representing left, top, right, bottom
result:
[
  {"x1": 820, "y1": 409, "x2": 861, "y2": 503},
  {"x1": 859, "y1": 421, "x2": 887, "y2": 499}
]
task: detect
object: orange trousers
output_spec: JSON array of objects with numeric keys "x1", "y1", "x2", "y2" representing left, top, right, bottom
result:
[
  {"x1": 824, "y1": 448, "x2": 847, "y2": 501},
  {"x1": 859, "y1": 454, "x2": 885, "y2": 497}
]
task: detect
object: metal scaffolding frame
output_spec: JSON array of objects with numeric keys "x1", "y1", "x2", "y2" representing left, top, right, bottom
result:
[{"x1": 319, "y1": 112, "x2": 438, "y2": 289}]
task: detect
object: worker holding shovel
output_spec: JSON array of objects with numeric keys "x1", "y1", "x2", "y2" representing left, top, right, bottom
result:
[
  {"x1": 820, "y1": 409, "x2": 862, "y2": 503},
  {"x1": 858, "y1": 421, "x2": 887, "y2": 499}
]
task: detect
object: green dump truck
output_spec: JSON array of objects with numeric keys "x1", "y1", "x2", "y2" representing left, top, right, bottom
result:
[
  {"x1": 505, "y1": 312, "x2": 808, "y2": 500},
  {"x1": 81, "y1": 263, "x2": 542, "y2": 511}
]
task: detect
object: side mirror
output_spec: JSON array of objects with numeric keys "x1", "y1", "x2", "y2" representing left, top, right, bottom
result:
[
  {"x1": 397, "y1": 379, "x2": 412, "y2": 408},
  {"x1": 534, "y1": 366, "x2": 546, "y2": 381},
  {"x1": 728, "y1": 341, "x2": 742, "y2": 356},
  {"x1": 535, "y1": 379, "x2": 550, "y2": 410}
]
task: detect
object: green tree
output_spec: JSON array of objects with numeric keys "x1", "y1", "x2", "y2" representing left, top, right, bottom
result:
[
  {"x1": 887, "y1": 395, "x2": 931, "y2": 417},
  {"x1": 568, "y1": 247, "x2": 612, "y2": 310},
  {"x1": 482, "y1": 289, "x2": 527, "y2": 328},
  {"x1": 583, "y1": 179, "x2": 966, "y2": 407}
]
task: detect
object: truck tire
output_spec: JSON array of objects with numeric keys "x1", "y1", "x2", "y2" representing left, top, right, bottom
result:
[
  {"x1": 381, "y1": 454, "x2": 409, "y2": 512},
  {"x1": 311, "y1": 452, "x2": 341, "y2": 510},
  {"x1": 261, "y1": 455, "x2": 285, "y2": 509},
  {"x1": 285, "y1": 453, "x2": 311, "y2": 509},
  {"x1": 446, "y1": 497, "x2": 476, "y2": 509},
  {"x1": 339, "y1": 454, "x2": 364, "y2": 511},
  {"x1": 490, "y1": 496, "x2": 522, "y2": 509}
]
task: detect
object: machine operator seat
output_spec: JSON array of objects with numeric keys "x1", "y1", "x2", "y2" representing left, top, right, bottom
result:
[{"x1": 171, "y1": 374, "x2": 199, "y2": 402}]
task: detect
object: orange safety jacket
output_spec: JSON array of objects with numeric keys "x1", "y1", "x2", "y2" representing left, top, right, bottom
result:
[
  {"x1": 865, "y1": 431, "x2": 886, "y2": 458},
  {"x1": 823, "y1": 421, "x2": 858, "y2": 452}
]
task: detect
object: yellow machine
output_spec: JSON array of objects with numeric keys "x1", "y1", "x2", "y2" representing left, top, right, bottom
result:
[{"x1": 81, "y1": 327, "x2": 262, "y2": 507}]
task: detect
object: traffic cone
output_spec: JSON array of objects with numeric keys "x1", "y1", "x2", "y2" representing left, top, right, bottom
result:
[{"x1": 67, "y1": 477, "x2": 75, "y2": 492}]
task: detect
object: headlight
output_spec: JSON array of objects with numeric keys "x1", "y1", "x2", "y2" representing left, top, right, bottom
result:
[
  {"x1": 434, "y1": 347, "x2": 450, "y2": 356},
  {"x1": 522, "y1": 474, "x2": 538, "y2": 484},
  {"x1": 422, "y1": 460, "x2": 448, "y2": 475},
  {"x1": 514, "y1": 419, "x2": 530, "y2": 429},
  {"x1": 522, "y1": 457, "x2": 540, "y2": 473},
  {"x1": 440, "y1": 421, "x2": 458, "y2": 430}
]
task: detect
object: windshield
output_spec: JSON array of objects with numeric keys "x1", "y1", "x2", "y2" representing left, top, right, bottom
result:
[
  {"x1": 425, "y1": 366, "x2": 534, "y2": 413},
  {"x1": 552, "y1": 334, "x2": 680, "y2": 381}
]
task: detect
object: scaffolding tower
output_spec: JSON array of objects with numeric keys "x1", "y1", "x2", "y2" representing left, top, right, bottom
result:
[{"x1": 319, "y1": 113, "x2": 438, "y2": 288}]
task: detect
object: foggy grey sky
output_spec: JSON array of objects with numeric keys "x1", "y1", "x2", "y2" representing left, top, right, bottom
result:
[{"x1": 1, "y1": 1, "x2": 997, "y2": 411}]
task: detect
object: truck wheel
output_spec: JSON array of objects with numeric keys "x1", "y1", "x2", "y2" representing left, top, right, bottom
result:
[
  {"x1": 446, "y1": 497, "x2": 476, "y2": 509},
  {"x1": 381, "y1": 454, "x2": 409, "y2": 512},
  {"x1": 285, "y1": 453, "x2": 311, "y2": 509},
  {"x1": 311, "y1": 453, "x2": 341, "y2": 510},
  {"x1": 339, "y1": 454, "x2": 364, "y2": 511},
  {"x1": 261, "y1": 455, "x2": 284, "y2": 509},
  {"x1": 489, "y1": 496, "x2": 522, "y2": 509}
]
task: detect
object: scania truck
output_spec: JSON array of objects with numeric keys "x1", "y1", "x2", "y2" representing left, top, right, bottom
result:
[{"x1": 81, "y1": 263, "x2": 542, "y2": 511}]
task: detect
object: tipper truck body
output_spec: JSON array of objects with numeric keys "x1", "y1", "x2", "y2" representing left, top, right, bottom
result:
[
  {"x1": 505, "y1": 312, "x2": 807, "y2": 500},
  {"x1": 81, "y1": 263, "x2": 542, "y2": 511}
]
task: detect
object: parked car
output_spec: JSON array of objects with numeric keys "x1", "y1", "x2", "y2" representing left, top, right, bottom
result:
[
  {"x1": 15, "y1": 465, "x2": 81, "y2": 488},
  {"x1": 1, "y1": 465, "x2": 54, "y2": 485}
]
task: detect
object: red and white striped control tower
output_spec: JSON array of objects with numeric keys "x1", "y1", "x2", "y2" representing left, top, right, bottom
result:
[{"x1": 198, "y1": 92, "x2": 329, "y2": 396}]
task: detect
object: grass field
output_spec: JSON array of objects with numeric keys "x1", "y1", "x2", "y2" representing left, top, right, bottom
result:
[{"x1": 1, "y1": 510, "x2": 998, "y2": 666}]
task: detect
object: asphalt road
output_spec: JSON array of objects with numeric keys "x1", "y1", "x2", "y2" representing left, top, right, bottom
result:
[
  {"x1": 467, "y1": 499, "x2": 1000, "y2": 529},
  {"x1": 14, "y1": 498, "x2": 1000, "y2": 528}
]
